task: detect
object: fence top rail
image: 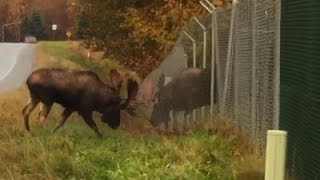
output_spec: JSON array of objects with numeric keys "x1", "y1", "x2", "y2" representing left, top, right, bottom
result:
[
  {"x1": 199, "y1": 1, "x2": 213, "y2": 13},
  {"x1": 183, "y1": 31, "x2": 196, "y2": 42},
  {"x1": 193, "y1": 17, "x2": 207, "y2": 31}
]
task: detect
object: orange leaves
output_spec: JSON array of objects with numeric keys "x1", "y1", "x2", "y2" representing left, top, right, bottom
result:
[{"x1": 80, "y1": 0, "x2": 223, "y2": 78}]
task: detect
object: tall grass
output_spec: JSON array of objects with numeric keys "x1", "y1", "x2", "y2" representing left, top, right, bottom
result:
[
  {"x1": 0, "y1": 116, "x2": 264, "y2": 179},
  {"x1": 0, "y1": 41, "x2": 265, "y2": 179}
]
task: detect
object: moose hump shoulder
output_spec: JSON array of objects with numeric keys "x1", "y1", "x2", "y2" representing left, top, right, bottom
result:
[{"x1": 149, "y1": 67, "x2": 214, "y2": 128}]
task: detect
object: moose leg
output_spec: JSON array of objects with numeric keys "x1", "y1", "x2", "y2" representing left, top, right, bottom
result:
[
  {"x1": 38, "y1": 103, "x2": 53, "y2": 127},
  {"x1": 163, "y1": 120, "x2": 169, "y2": 131},
  {"x1": 172, "y1": 111, "x2": 179, "y2": 132},
  {"x1": 52, "y1": 108, "x2": 73, "y2": 133},
  {"x1": 22, "y1": 98, "x2": 31, "y2": 115},
  {"x1": 36, "y1": 103, "x2": 43, "y2": 123},
  {"x1": 22, "y1": 97, "x2": 40, "y2": 131},
  {"x1": 184, "y1": 110, "x2": 191, "y2": 132},
  {"x1": 79, "y1": 112, "x2": 103, "y2": 138}
]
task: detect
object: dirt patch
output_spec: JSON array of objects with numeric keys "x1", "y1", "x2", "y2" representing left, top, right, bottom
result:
[{"x1": 236, "y1": 171, "x2": 265, "y2": 180}]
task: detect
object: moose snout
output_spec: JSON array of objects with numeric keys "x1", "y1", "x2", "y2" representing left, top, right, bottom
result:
[
  {"x1": 105, "y1": 119, "x2": 120, "y2": 129},
  {"x1": 101, "y1": 112, "x2": 120, "y2": 130}
]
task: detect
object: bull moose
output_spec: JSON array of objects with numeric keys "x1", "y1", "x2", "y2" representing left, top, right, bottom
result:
[
  {"x1": 150, "y1": 67, "x2": 216, "y2": 129},
  {"x1": 22, "y1": 68, "x2": 139, "y2": 138}
]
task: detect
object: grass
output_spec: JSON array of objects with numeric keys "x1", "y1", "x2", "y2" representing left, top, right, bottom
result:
[
  {"x1": 39, "y1": 41, "x2": 97, "y2": 71},
  {"x1": 0, "y1": 41, "x2": 265, "y2": 179},
  {"x1": 37, "y1": 41, "x2": 140, "y2": 82},
  {"x1": 0, "y1": 119, "x2": 244, "y2": 180}
]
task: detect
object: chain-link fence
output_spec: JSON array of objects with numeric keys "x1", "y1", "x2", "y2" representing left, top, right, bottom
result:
[
  {"x1": 280, "y1": 0, "x2": 320, "y2": 179},
  {"x1": 136, "y1": 0, "x2": 280, "y2": 147},
  {"x1": 221, "y1": 0, "x2": 280, "y2": 149},
  {"x1": 135, "y1": 11, "x2": 216, "y2": 131},
  {"x1": 134, "y1": 0, "x2": 320, "y2": 178}
]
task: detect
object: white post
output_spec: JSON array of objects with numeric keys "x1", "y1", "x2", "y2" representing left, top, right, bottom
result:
[
  {"x1": 194, "y1": 17, "x2": 207, "y2": 120},
  {"x1": 265, "y1": 130, "x2": 287, "y2": 180}
]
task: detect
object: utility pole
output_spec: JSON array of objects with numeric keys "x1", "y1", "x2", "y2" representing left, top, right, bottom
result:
[
  {"x1": 2, "y1": 26, "x2": 4, "y2": 42},
  {"x1": 52, "y1": 24, "x2": 57, "y2": 41},
  {"x1": 2, "y1": 21, "x2": 21, "y2": 42}
]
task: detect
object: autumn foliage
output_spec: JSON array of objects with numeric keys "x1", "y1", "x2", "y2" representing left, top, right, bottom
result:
[
  {"x1": 78, "y1": 0, "x2": 230, "y2": 77},
  {"x1": 0, "y1": 0, "x2": 231, "y2": 77}
]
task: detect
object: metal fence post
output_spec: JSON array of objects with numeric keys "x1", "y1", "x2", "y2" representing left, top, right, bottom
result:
[
  {"x1": 194, "y1": 17, "x2": 207, "y2": 120},
  {"x1": 2, "y1": 21, "x2": 21, "y2": 42},
  {"x1": 183, "y1": 31, "x2": 197, "y2": 122},
  {"x1": 273, "y1": 0, "x2": 281, "y2": 130},
  {"x1": 251, "y1": 0, "x2": 257, "y2": 138},
  {"x1": 221, "y1": 0, "x2": 238, "y2": 117},
  {"x1": 164, "y1": 76, "x2": 175, "y2": 130},
  {"x1": 200, "y1": 0, "x2": 217, "y2": 120},
  {"x1": 211, "y1": 3, "x2": 221, "y2": 112},
  {"x1": 193, "y1": 17, "x2": 207, "y2": 69},
  {"x1": 233, "y1": 15, "x2": 239, "y2": 131},
  {"x1": 1, "y1": 26, "x2": 4, "y2": 42}
]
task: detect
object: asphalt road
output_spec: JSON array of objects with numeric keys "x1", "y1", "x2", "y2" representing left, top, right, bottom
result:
[{"x1": 0, "y1": 43, "x2": 36, "y2": 92}]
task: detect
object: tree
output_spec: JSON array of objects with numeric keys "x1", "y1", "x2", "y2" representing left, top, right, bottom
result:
[
  {"x1": 21, "y1": 10, "x2": 47, "y2": 40},
  {"x1": 30, "y1": 10, "x2": 47, "y2": 39},
  {"x1": 0, "y1": 0, "x2": 22, "y2": 42},
  {"x1": 21, "y1": 16, "x2": 33, "y2": 36},
  {"x1": 75, "y1": 0, "x2": 206, "y2": 77},
  {"x1": 22, "y1": 0, "x2": 72, "y2": 40}
]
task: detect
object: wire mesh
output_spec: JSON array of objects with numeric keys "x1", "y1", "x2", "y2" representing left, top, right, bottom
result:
[
  {"x1": 135, "y1": 11, "x2": 216, "y2": 131},
  {"x1": 233, "y1": 0, "x2": 253, "y2": 134},
  {"x1": 216, "y1": 5, "x2": 232, "y2": 109},
  {"x1": 219, "y1": 0, "x2": 280, "y2": 150},
  {"x1": 181, "y1": 13, "x2": 213, "y2": 69},
  {"x1": 254, "y1": 0, "x2": 278, "y2": 149},
  {"x1": 280, "y1": 0, "x2": 320, "y2": 179},
  {"x1": 135, "y1": 0, "x2": 280, "y2": 147}
]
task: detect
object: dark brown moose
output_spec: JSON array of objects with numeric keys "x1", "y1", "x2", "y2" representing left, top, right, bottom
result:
[
  {"x1": 150, "y1": 67, "x2": 215, "y2": 129},
  {"x1": 22, "y1": 68, "x2": 139, "y2": 138}
]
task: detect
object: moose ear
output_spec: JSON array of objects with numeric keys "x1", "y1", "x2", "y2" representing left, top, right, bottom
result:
[
  {"x1": 122, "y1": 78, "x2": 139, "y2": 114},
  {"x1": 127, "y1": 78, "x2": 139, "y2": 101},
  {"x1": 110, "y1": 69, "x2": 123, "y2": 92}
]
